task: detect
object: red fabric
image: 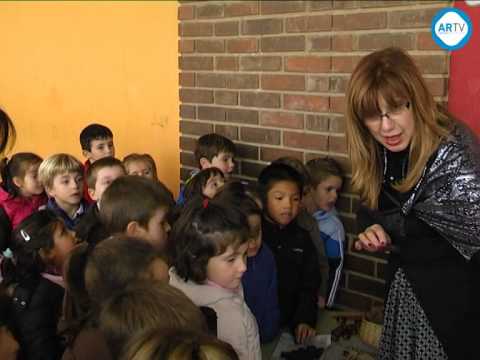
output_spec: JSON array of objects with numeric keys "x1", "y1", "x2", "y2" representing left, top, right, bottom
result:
[
  {"x1": 0, "y1": 187, "x2": 47, "y2": 229},
  {"x1": 82, "y1": 160, "x2": 94, "y2": 204}
]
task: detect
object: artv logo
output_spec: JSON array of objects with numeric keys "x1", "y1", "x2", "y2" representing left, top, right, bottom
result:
[{"x1": 432, "y1": 8, "x2": 472, "y2": 50}]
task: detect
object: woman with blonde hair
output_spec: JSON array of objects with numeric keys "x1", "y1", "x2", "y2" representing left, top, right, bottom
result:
[{"x1": 346, "y1": 47, "x2": 480, "y2": 359}]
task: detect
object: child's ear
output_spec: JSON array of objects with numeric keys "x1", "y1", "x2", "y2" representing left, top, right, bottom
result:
[
  {"x1": 45, "y1": 186, "x2": 55, "y2": 198},
  {"x1": 125, "y1": 221, "x2": 145, "y2": 237},
  {"x1": 82, "y1": 149, "x2": 91, "y2": 160},
  {"x1": 12, "y1": 176, "x2": 24, "y2": 189},
  {"x1": 199, "y1": 157, "x2": 211, "y2": 170},
  {"x1": 88, "y1": 188, "x2": 98, "y2": 201}
]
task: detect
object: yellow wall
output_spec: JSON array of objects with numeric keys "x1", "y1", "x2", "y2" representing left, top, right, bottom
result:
[{"x1": 0, "y1": 1, "x2": 179, "y2": 193}]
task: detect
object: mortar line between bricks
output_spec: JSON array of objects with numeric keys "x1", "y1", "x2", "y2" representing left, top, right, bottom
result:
[
  {"x1": 345, "y1": 270, "x2": 386, "y2": 285},
  {"x1": 180, "y1": 49, "x2": 449, "y2": 56},
  {"x1": 338, "y1": 287, "x2": 384, "y2": 302}
]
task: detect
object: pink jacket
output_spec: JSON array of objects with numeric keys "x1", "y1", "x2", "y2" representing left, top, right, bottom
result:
[{"x1": 0, "y1": 187, "x2": 47, "y2": 229}]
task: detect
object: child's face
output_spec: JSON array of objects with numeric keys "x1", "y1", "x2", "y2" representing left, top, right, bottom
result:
[
  {"x1": 126, "y1": 160, "x2": 154, "y2": 180},
  {"x1": 266, "y1": 180, "x2": 301, "y2": 226},
  {"x1": 89, "y1": 166, "x2": 125, "y2": 202},
  {"x1": 16, "y1": 163, "x2": 44, "y2": 197},
  {"x1": 202, "y1": 152, "x2": 234, "y2": 178},
  {"x1": 312, "y1": 176, "x2": 343, "y2": 212},
  {"x1": 47, "y1": 172, "x2": 83, "y2": 209},
  {"x1": 207, "y1": 242, "x2": 248, "y2": 290},
  {"x1": 47, "y1": 221, "x2": 78, "y2": 269},
  {"x1": 136, "y1": 207, "x2": 171, "y2": 251},
  {"x1": 84, "y1": 137, "x2": 115, "y2": 163},
  {"x1": 246, "y1": 214, "x2": 262, "y2": 257},
  {"x1": 202, "y1": 174, "x2": 225, "y2": 199}
]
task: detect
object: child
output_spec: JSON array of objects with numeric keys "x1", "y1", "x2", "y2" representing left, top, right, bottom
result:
[
  {"x1": 38, "y1": 153, "x2": 88, "y2": 230},
  {"x1": 99, "y1": 176, "x2": 174, "y2": 251},
  {"x1": 169, "y1": 199, "x2": 261, "y2": 360},
  {"x1": 183, "y1": 167, "x2": 225, "y2": 204},
  {"x1": 258, "y1": 163, "x2": 321, "y2": 344},
  {"x1": 2, "y1": 210, "x2": 77, "y2": 360},
  {"x1": 123, "y1": 153, "x2": 158, "y2": 180},
  {"x1": 79, "y1": 124, "x2": 115, "y2": 202},
  {"x1": 0, "y1": 153, "x2": 47, "y2": 230},
  {"x1": 99, "y1": 281, "x2": 206, "y2": 359},
  {"x1": 74, "y1": 157, "x2": 125, "y2": 245},
  {"x1": 121, "y1": 328, "x2": 239, "y2": 360},
  {"x1": 177, "y1": 133, "x2": 236, "y2": 205},
  {"x1": 215, "y1": 181, "x2": 280, "y2": 343},
  {"x1": 306, "y1": 157, "x2": 345, "y2": 309}
]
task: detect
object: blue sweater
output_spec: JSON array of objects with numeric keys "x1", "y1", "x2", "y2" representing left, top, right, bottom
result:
[{"x1": 241, "y1": 243, "x2": 280, "y2": 343}]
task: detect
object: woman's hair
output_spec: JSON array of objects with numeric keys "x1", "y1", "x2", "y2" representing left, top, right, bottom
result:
[
  {"x1": 0, "y1": 153, "x2": 43, "y2": 197},
  {"x1": 2, "y1": 210, "x2": 60, "y2": 286},
  {"x1": 123, "y1": 153, "x2": 158, "y2": 180},
  {"x1": 345, "y1": 47, "x2": 454, "y2": 208},
  {"x1": 213, "y1": 181, "x2": 262, "y2": 218},
  {"x1": 170, "y1": 198, "x2": 249, "y2": 283},
  {"x1": 257, "y1": 163, "x2": 304, "y2": 207},
  {"x1": 183, "y1": 167, "x2": 224, "y2": 204},
  {"x1": 0, "y1": 108, "x2": 16, "y2": 156},
  {"x1": 121, "y1": 328, "x2": 239, "y2": 360},
  {"x1": 306, "y1": 157, "x2": 344, "y2": 188},
  {"x1": 99, "y1": 281, "x2": 206, "y2": 359}
]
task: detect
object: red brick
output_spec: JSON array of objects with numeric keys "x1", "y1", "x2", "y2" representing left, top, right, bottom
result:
[
  {"x1": 225, "y1": 74, "x2": 259, "y2": 89},
  {"x1": 236, "y1": 143, "x2": 259, "y2": 160},
  {"x1": 227, "y1": 38, "x2": 258, "y2": 53},
  {"x1": 243, "y1": 18, "x2": 283, "y2": 35},
  {"x1": 196, "y1": 4, "x2": 224, "y2": 19},
  {"x1": 329, "y1": 116, "x2": 346, "y2": 133},
  {"x1": 180, "y1": 56, "x2": 213, "y2": 71},
  {"x1": 196, "y1": 39, "x2": 225, "y2": 53},
  {"x1": 261, "y1": 36, "x2": 305, "y2": 52},
  {"x1": 215, "y1": 57, "x2": 238, "y2": 71},
  {"x1": 331, "y1": 56, "x2": 361, "y2": 73},
  {"x1": 241, "y1": 127, "x2": 281, "y2": 145},
  {"x1": 215, "y1": 90, "x2": 238, "y2": 105},
  {"x1": 337, "y1": 195, "x2": 350, "y2": 213},
  {"x1": 226, "y1": 108, "x2": 259, "y2": 125},
  {"x1": 337, "y1": 289, "x2": 374, "y2": 312},
  {"x1": 308, "y1": 36, "x2": 331, "y2": 52},
  {"x1": 180, "y1": 89, "x2": 213, "y2": 104},
  {"x1": 179, "y1": 39, "x2": 194, "y2": 53},
  {"x1": 240, "y1": 92, "x2": 281, "y2": 109},
  {"x1": 197, "y1": 106, "x2": 226, "y2": 121},
  {"x1": 413, "y1": 55, "x2": 448, "y2": 75},
  {"x1": 260, "y1": 111, "x2": 304, "y2": 129},
  {"x1": 224, "y1": 1, "x2": 258, "y2": 17},
  {"x1": 388, "y1": 8, "x2": 438, "y2": 29},
  {"x1": 215, "y1": 125, "x2": 238, "y2": 140},
  {"x1": 180, "y1": 120, "x2": 213, "y2": 136},
  {"x1": 417, "y1": 31, "x2": 440, "y2": 50},
  {"x1": 179, "y1": 72, "x2": 195, "y2": 87},
  {"x1": 284, "y1": 94, "x2": 329, "y2": 112},
  {"x1": 344, "y1": 254, "x2": 375, "y2": 277},
  {"x1": 180, "y1": 104, "x2": 196, "y2": 119},
  {"x1": 241, "y1": 161, "x2": 265, "y2": 179},
  {"x1": 329, "y1": 135, "x2": 347, "y2": 153},
  {"x1": 307, "y1": 76, "x2": 329, "y2": 92},
  {"x1": 306, "y1": 114, "x2": 329, "y2": 131},
  {"x1": 215, "y1": 21, "x2": 239, "y2": 36},
  {"x1": 261, "y1": 74, "x2": 305, "y2": 91},
  {"x1": 181, "y1": 22, "x2": 213, "y2": 37},
  {"x1": 261, "y1": 147, "x2": 303, "y2": 162},
  {"x1": 285, "y1": 56, "x2": 330, "y2": 73},
  {"x1": 284, "y1": 132, "x2": 328, "y2": 151},
  {"x1": 180, "y1": 151, "x2": 196, "y2": 167},
  {"x1": 329, "y1": 76, "x2": 348, "y2": 93},
  {"x1": 196, "y1": 73, "x2": 225, "y2": 88},
  {"x1": 261, "y1": 1, "x2": 306, "y2": 14},
  {"x1": 424, "y1": 77, "x2": 446, "y2": 97},
  {"x1": 332, "y1": 34, "x2": 353, "y2": 52},
  {"x1": 180, "y1": 136, "x2": 196, "y2": 151},
  {"x1": 333, "y1": 0, "x2": 357, "y2": 8},
  {"x1": 358, "y1": 0, "x2": 412, "y2": 7},
  {"x1": 349, "y1": 274, "x2": 385, "y2": 299},
  {"x1": 309, "y1": 0, "x2": 333, "y2": 10},
  {"x1": 240, "y1": 56, "x2": 282, "y2": 71},
  {"x1": 333, "y1": 12, "x2": 387, "y2": 30},
  {"x1": 285, "y1": 15, "x2": 332, "y2": 32},
  {"x1": 357, "y1": 33, "x2": 415, "y2": 51},
  {"x1": 377, "y1": 262, "x2": 387, "y2": 280},
  {"x1": 178, "y1": 5, "x2": 194, "y2": 20},
  {"x1": 330, "y1": 96, "x2": 345, "y2": 113}
]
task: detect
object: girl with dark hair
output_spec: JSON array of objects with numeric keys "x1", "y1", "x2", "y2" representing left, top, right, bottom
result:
[{"x1": 182, "y1": 167, "x2": 225, "y2": 205}]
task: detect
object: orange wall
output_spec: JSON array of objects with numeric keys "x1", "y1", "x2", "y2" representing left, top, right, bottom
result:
[{"x1": 0, "y1": 1, "x2": 180, "y2": 193}]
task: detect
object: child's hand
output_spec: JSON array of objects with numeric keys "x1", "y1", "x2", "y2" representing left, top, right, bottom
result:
[
  {"x1": 295, "y1": 323, "x2": 316, "y2": 344},
  {"x1": 354, "y1": 224, "x2": 391, "y2": 252}
]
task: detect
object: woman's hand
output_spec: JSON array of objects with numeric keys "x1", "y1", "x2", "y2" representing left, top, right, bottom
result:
[
  {"x1": 295, "y1": 323, "x2": 316, "y2": 344},
  {"x1": 354, "y1": 224, "x2": 391, "y2": 252}
]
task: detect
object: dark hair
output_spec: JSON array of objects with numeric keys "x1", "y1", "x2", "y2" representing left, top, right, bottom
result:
[
  {"x1": 257, "y1": 163, "x2": 304, "y2": 206},
  {"x1": 272, "y1": 157, "x2": 311, "y2": 188},
  {"x1": 0, "y1": 107, "x2": 16, "y2": 155},
  {"x1": 214, "y1": 181, "x2": 261, "y2": 218},
  {"x1": 121, "y1": 328, "x2": 239, "y2": 360},
  {"x1": 100, "y1": 281, "x2": 206, "y2": 359},
  {"x1": 171, "y1": 198, "x2": 249, "y2": 283},
  {"x1": 100, "y1": 176, "x2": 174, "y2": 234},
  {"x1": 86, "y1": 156, "x2": 125, "y2": 189},
  {"x1": 0, "y1": 153, "x2": 43, "y2": 197},
  {"x1": 80, "y1": 123, "x2": 113, "y2": 151},
  {"x1": 306, "y1": 157, "x2": 344, "y2": 188},
  {"x1": 2, "y1": 210, "x2": 60, "y2": 286},
  {"x1": 194, "y1": 133, "x2": 236, "y2": 167},
  {"x1": 183, "y1": 167, "x2": 224, "y2": 204}
]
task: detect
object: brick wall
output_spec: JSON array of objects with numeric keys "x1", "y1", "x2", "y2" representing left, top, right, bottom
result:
[{"x1": 178, "y1": 0, "x2": 451, "y2": 311}]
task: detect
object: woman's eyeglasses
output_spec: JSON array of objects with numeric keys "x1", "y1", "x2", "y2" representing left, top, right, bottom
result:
[{"x1": 364, "y1": 101, "x2": 410, "y2": 123}]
